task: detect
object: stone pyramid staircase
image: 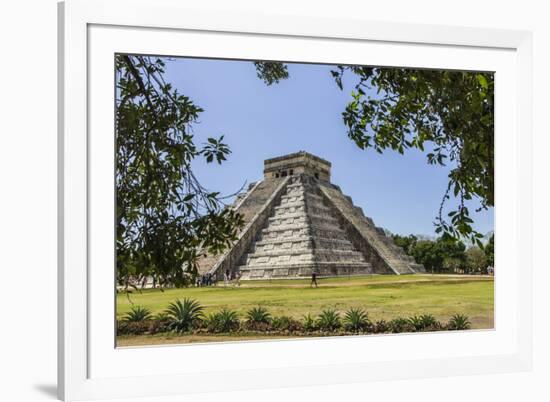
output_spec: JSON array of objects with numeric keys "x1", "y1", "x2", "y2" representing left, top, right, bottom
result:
[
  {"x1": 237, "y1": 175, "x2": 373, "y2": 280},
  {"x1": 196, "y1": 178, "x2": 287, "y2": 275}
]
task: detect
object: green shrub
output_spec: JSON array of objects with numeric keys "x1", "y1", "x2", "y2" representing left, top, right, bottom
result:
[
  {"x1": 419, "y1": 314, "x2": 438, "y2": 329},
  {"x1": 205, "y1": 308, "x2": 240, "y2": 333},
  {"x1": 154, "y1": 312, "x2": 171, "y2": 321},
  {"x1": 117, "y1": 319, "x2": 167, "y2": 335},
  {"x1": 373, "y1": 320, "x2": 389, "y2": 333},
  {"x1": 244, "y1": 307, "x2": 272, "y2": 331},
  {"x1": 408, "y1": 314, "x2": 441, "y2": 331},
  {"x1": 203, "y1": 314, "x2": 216, "y2": 332},
  {"x1": 150, "y1": 312, "x2": 172, "y2": 333},
  {"x1": 302, "y1": 313, "x2": 317, "y2": 332},
  {"x1": 246, "y1": 306, "x2": 271, "y2": 324},
  {"x1": 407, "y1": 315, "x2": 424, "y2": 331},
  {"x1": 317, "y1": 309, "x2": 341, "y2": 332},
  {"x1": 117, "y1": 304, "x2": 472, "y2": 337},
  {"x1": 152, "y1": 319, "x2": 172, "y2": 334},
  {"x1": 117, "y1": 320, "x2": 148, "y2": 335},
  {"x1": 244, "y1": 321, "x2": 271, "y2": 332},
  {"x1": 122, "y1": 305, "x2": 152, "y2": 322},
  {"x1": 447, "y1": 314, "x2": 471, "y2": 330},
  {"x1": 388, "y1": 317, "x2": 414, "y2": 333},
  {"x1": 343, "y1": 308, "x2": 370, "y2": 332},
  {"x1": 271, "y1": 315, "x2": 302, "y2": 332},
  {"x1": 165, "y1": 298, "x2": 204, "y2": 333}
]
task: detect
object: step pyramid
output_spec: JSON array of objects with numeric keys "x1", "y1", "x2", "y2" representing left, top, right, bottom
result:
[
  {"x1": 237, "y1": 176, "x2": 373, "y2": 279},
  {"x1": 197, "y1": 151, "x2": 424, "y2": 280}
]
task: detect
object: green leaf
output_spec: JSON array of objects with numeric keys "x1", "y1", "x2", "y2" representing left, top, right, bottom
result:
[{"x1": 477, "y1": 74, "x2": 488, "y2": 90}]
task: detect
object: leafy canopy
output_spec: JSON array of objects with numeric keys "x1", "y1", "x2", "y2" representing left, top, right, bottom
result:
[
  {"x1": 253, "y1": 61, "x2": 289, "y2": 85},
  {"x1": 331, "y1": 66, "x2": 494, "y2": 244},
  {"x1": 116, "y1": 55, "x2": 244, "y2": 288},
  {"x1": 115, "y1": 58, "x2": 287, "y2": 288},
  {"x1": 263, "y1": 62, "x2": 494, "y2": 244}
]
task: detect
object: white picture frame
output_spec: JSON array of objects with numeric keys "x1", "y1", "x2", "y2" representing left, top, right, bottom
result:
[{"x1": 58, "y1": 0, "x2": 533, "y2": 400}]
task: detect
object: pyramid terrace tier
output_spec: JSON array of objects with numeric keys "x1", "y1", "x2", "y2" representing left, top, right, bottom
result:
[
  {"x1": 250, "y1": 236, "x2": 358, "y2": 253},
  {"x1": 279, "y1": 192, "x2": 325, "y2": 204},
  {"x1": 242, "y1": 248, "x2": 367, "y2": 265},
  {"x1": 267, "y1": 212, "x2": 340, "y2": 227},
  {"x1": 260, "y1": 223, "x2": 350, "y2": 242},
  {"x1": 275, "y1": 199, "x2": 330, "y2": 216},
  {"x1": 238, "y1": 261, "x2": 373, "y2": 280},
  {"x1": 273, "y1": 201, "x2": 331, "y2": 216}
]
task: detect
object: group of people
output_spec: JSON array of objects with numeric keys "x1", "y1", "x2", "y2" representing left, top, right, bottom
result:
[
  {"x1": 194, "y1": 270, "x2": 319, "y2": 287},
  {"x1": 195, "y1": 273, "x2": 215, "y2": 287},
  {"x1": 223, "y1": 269, "x2": 242, "y2": 287},
  {"x1": 195, "y1": 270, "x2": 243, "y2": 287}
]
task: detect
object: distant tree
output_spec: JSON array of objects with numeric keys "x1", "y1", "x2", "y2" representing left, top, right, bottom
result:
[
  {"x1": 485, "y1": 234, "x2": 494, "y2": 267},
  {"x1": 411, "y1": 238, "x2": 466, "y2": 274},
  {"x1": 411, "y1": 240, "x2": 443, "y2": 273},
  {"x1": 392, "y1": 234, "x2": 418, "y2": 255},
  {"x1": 443, "y1": 257, "x2": 463, "y2": 274},
  {"x1": 465, "y1": 246, "x2": 488, "y2": 274}
]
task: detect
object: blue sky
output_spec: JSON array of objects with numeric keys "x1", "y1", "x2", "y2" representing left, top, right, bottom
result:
[{"x1": 162, "y1": 57, "x2": 494, "y2": 237}]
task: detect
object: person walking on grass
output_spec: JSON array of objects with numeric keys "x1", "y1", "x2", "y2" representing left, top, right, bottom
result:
[
  {"x1": 311, "y1": 271, "x2": 318, "y2": 288},
  {"x1": 234, "y1": 271, "x2": 242, "y2": 287},
  {"x1": 224, "y1": 269, "x2": 230, "y2": 287}
]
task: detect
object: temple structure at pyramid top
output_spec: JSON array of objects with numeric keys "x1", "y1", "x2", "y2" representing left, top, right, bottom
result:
[
  {"x1": 198, "y1": 151, "x2": 425, "y2": 280},
  {"x1": 263, "y1": 151, "x2": 332, "y2": 181}
]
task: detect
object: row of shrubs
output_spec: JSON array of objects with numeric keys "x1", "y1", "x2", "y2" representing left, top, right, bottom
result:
[{"x1": 117, "y1": 298, "x2": 471, "y2": 336}]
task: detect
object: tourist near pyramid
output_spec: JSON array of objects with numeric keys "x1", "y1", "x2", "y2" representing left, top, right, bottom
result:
[{"x1": 198, "y1": 151, "x2": 425, "y2": 280}]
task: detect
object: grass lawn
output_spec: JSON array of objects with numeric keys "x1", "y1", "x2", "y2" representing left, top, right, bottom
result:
[{"x1": 117, "y1": 274, "x2": 494, "y2": 346}]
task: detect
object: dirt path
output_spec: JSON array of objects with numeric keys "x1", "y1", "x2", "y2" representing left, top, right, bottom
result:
[{"x1": 236, "y1": 275, "x2": 493, "y2": 289}]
